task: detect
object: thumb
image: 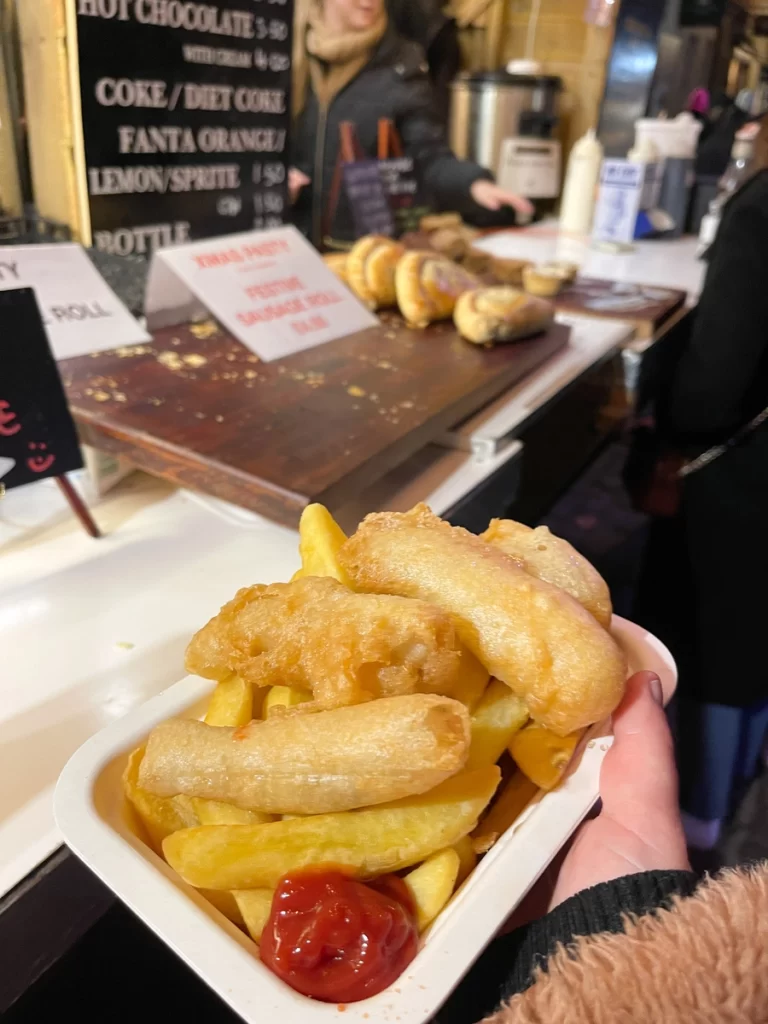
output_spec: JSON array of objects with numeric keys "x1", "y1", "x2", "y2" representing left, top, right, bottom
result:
[{"x1": 600, "y1": 672, "x2": 688, "y2": 863}]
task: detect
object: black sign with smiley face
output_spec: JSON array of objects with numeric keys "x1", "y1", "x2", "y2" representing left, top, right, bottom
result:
[{"x1": 0, "y1": 288, "x2": 83, "y2": 490}]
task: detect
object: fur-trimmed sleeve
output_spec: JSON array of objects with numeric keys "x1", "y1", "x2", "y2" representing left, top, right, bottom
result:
[{"x1": 486, "y1": 864, "x2": 768, "y2": 1024}]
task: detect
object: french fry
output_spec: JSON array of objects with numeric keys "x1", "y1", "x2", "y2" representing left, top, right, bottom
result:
[
  {"x1": 465, "y1": 678, "x2": 529, "y2": 771},
  {"x1": 163, "y1": 766, "x2": 500, "y2": 890},
  {"x1": 404, "y1": 848, "x2": 460, "y2": 931},
  {"x1": 450, "y1": 650, "x2": 490, "y2": 711},
  {"x1": 200, "y1": 888, "x2": 246, "y2": 928},
  {"x1": 192, "y1": 800, "x2": 276, "y2": 938},
  {"x1": 123, "y1": 747, "x2": 198, "y2": 852},
  {"x1": 472, "y1": 771, "x2": 539, "y2": 853},
  {"x1": 452, "y1": 835, "x2": 477, "y2": 885},
  {"x1": 192, "y1": 799, "x2": 274, "y2": 826},
  {"x1": 263, "y1": 685, "x2": 313, "y2": 717},
  {"x1": 298, "y1": 503, "x2": 351, "y2": 585},
  {"x1": 509, "y1": 723, "x2": 582, "y2": 790},
  {"x1": 204, "y1": 674, "x2": 252, "y2": 728},
  {"x1": 233, "y1": 888, "x2": 275, "y2": 943}
]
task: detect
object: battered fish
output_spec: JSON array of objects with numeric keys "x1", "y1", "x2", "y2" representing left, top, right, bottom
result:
[
  {"x1": 185, "y1": 575, "x2": 480, "y2": 708},
  {"x1": 338, "y1": 505, "x2": 626, "y2": 736},
  {"x1": 482, "y1": 519, "x2": 612, "y2": 627},
  {"x1": 139, "y1": 693, "x2": 470, "y2": 815}
]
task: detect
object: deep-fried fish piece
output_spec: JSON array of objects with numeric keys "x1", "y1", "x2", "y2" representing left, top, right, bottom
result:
[
  {"x1": 338, "y1": 505, "x2": 626, "y2": 736},
  {"x1": 482, "y1": 519, "x2": 612, "y2": 628},
  {"x1": 138, "y1": 693, "x2": 470, "y2": 815},
  {"x1": 185, "y1": 575, "x2": 479, "y2": 709}
]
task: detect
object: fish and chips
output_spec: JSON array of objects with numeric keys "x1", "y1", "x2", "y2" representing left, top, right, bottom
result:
[{"x1": 124, "y1": 502, "x2": 628, "y2": 1003}]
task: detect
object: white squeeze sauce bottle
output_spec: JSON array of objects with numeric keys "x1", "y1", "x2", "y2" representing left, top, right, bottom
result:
[{"x1": 559, "y1": 128, "x2": 604, "y2": 236}]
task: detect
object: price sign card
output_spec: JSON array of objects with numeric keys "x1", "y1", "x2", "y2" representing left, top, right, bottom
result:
[
  {"x1": 592, "y1": 160, "x2": 645, "y2": 245},
  {"x1": 0, "y1": 289, "x2": 83, "y2": 490},
  {"x1": 0, "y1": 244, "x2": 150, "y2": 361},
  {"x1": 343, "y1": 161, "x2": 396, "y2": 238},
  {"x1": 145, "y1": 225, "x2": 378, "y2": 361}
]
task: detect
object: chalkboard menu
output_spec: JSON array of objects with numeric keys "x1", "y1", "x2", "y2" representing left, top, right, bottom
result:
[
  {"x1": 343, "y1": 161, "x2": 396, "y2": 238},
  {"x1": 75, "y1": 0, "x2": 293, "y2": 257},
  {"x1": 0, "y1": 289, "x2": 83, "y2": 491}
]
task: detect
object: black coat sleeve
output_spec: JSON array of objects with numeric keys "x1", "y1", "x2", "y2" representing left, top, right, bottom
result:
[
  {"x1": 394, "y1": 63, "x2": 493, "y2": 217},
  {"x1": 435, "y1": 870, "x2": 699, "y2": 1024},
  {"x1": 665, "y1": 197, "x2": 768, "y2": 439}
]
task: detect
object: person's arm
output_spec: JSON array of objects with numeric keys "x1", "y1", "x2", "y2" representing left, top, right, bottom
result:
[
  {"x1": 436, "y1": 870, "x2": 698, "y2": 1024},
  {"x1": 664, "y1": 199, "x2": 768, "y2": 438},
  {"x1": 394, "y1": 61, "x2": 531, "y2": 219}
]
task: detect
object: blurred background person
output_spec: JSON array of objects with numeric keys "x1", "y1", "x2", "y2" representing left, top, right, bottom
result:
[
  {"x1": 289, "y1": 0, "x2": 531, "y2": 247},
  {"x1": 630, "y1": 112, "x2": 768, "y2": 864},
  {"x1": 386, "y1": 0, "x2": 460, "y2": 123}
]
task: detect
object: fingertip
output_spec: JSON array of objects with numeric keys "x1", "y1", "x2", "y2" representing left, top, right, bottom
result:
[
  {"x1": 613, "y1": 671, "x2": 664, "y2": 727},
  {"x1": 603, "y1": 671, "x2": 678, "y2": 811}
]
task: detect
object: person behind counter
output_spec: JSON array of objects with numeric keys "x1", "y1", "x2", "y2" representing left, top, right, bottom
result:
[{"x1": 289, "y1": 0, "x2": 531, "y2": 248}]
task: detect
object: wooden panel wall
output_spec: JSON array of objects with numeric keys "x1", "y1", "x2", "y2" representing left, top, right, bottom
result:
[{"x1": 502, "y1": 0, "x2": 616, "y2": 157}]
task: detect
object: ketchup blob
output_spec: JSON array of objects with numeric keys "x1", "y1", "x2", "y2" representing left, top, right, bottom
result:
[{"x1": 260, "y1": 869, "x2": 419, "y2": 1003}]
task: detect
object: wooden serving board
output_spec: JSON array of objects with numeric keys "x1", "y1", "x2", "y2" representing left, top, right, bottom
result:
[
  {"x1": 61, "y1": 315, "x2": 568, "y2": 526},
  {"x1": 554, "y1": 277, "x2": 686, "y2": 339}
]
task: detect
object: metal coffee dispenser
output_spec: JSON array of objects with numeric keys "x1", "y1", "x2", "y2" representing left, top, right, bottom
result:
[{"x1": 449, "y1": 70, "x2": 563, "y2": 211}]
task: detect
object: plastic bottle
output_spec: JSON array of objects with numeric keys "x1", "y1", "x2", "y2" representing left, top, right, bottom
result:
[
  {"x1": 627, "y1": 136, "x2": 659, "y2": 164},
  {"x1": 559, "y1": 128, "x2": 603, "y2": 235}
]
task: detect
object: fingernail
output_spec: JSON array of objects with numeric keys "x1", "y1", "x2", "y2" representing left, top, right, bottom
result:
[{"x1": 648, "y1": 675, "x2": 664, "y2": 706}]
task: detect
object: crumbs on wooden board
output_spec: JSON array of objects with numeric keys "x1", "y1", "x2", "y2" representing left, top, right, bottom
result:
[
  {"x1": 115, "y1": 344, "x2": 152, "y2": 358},
  {"x1": 189, "y1": 320, "x2": 220, "y2": 339},
  {"x1": 157, "y1": 350, "x2": 184, "y2": 371}
]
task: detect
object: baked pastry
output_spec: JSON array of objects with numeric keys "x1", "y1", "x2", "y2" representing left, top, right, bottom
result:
[
  {"x1": 547, "y1": 260, "x2": 579, "y2": 283},
  {"x1": 462, "y1": 245, "x2": 492, "y2": 275},
  {"x1": 419, "y1": 212, "x2": 463, "y2": 232},
  {"x1": 458, "y1": 224, "x2": 481, "y2": 245},
  {"x1": 429, "y1": 227, "x2": 468, "y2": 262},
  {"x1": 395, "y1": 250, "x2": 480, "y2": 328},
  {"x1": 323, "y1": 253, "x2": 349, "y2": 284},
  {"x1": 489, "y1": 256, "x2": 532, "y2": 286},
  {"x1": 522, "y1": 263, "x2": 569, "y2": 297},
  {"x1": 346, "y1": 235, "x2": 405, "y2": 310},
  {"x1": 454, "y1": 286, "x2": 554, "y2": 345}
]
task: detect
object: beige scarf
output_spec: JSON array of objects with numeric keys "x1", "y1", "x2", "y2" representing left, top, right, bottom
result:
[{"x1": 293, "y1": 0, "x2": 387, "y2": 116}]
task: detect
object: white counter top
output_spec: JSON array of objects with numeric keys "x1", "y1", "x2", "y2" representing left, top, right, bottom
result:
[
  {"x1": 0, "y1": 476, "x2": 300, "y2": 899},
  {"x1": 478, "y1": 226, "x2": 706, "y2": 299}
]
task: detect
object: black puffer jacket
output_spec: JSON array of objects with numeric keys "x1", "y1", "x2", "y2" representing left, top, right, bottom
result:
[{"x1": 292, "y1": 27, "x2": 493, "y2": 246}]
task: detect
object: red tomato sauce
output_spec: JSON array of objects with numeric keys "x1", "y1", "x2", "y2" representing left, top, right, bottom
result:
[{"x1": 260, "y1": 869, "x2": 419, "y2": 1003}]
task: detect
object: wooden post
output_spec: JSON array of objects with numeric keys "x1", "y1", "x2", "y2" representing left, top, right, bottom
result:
[{"x1": 55, "y1": 474, "x2": 102, "y2": 538}]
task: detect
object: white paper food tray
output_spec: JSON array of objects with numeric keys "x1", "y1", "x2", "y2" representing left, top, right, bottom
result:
[{"x1": 55, "y1": 617, "x2": 676, "y2": 1024}]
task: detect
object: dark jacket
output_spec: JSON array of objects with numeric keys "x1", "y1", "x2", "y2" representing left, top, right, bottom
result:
[
  {"x1": 634, "y1": 170, "x2": 768, "y2": 707},
  {"x1": 386, "y1": 0, "x2": 460, "y2": 122},
  {"x1": 292, "y1": 27, "x2": 493, "y2": 247}
]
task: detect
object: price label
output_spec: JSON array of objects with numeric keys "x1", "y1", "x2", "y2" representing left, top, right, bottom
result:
[
  {"x1": 145, "y1": 225, "x2": 378, "y2": 361},
  {"x1": 0, "y1": 244, "x2": 149, "y2": 360}
]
